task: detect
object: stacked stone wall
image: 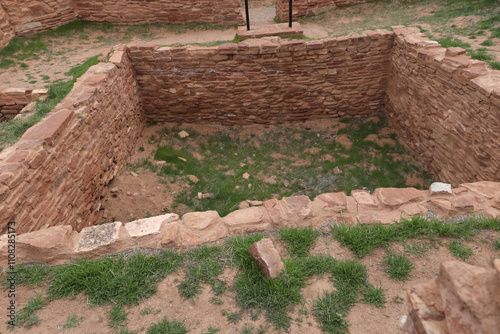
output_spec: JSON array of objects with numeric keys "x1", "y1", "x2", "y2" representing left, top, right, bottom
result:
[
  {"x1": 275, "y1": 0, "x2": 366, "y2": 22},
  {"x1": 0, "y1": 88, "x2": 48, "y2": 121},
  {"x1": 129, "y1": 30, "x2": 394, "y2": 124},
  {"x1": 386, "y1": 27, "x2": 500, "y2": 186},
  {"x1": 0, "y1": 48, "x2": 144, "y2": 235},
  {"x1": 74, "y1": 0, "x2": 243, "y2": 25},
  {"x1": 1, "y1": 0, "x2": 76, "y2": 36},
  {"x1": 0, "y1": 4, "x2": 14, "y2": 49}
]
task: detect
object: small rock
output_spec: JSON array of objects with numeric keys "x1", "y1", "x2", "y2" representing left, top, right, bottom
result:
[
  {"x1": 249, "y1": 238, "x2": 285, "y2": 278},
  {"x1": 110, "y1": 187, "x2": 119, "y2": 193},
  {"x1": 248, "y1": 183, "x2": 252, "y2": 189},
  {"x1": 235, "y1": 185, "x2": 240, "y2": 190},
  {"x1": 248, "y1": 200, "x2": 263, "y2": 206},
  {"x1": 240, "y1": 162, "x2": 245, "y2": 167},
  {"x1": 239, "y1": 201, "x2": 250, "y2": 209},
  {"x1": 178, "y1": 157, "x2": 187, "y2": 162},
  {"x1": 126, "y1": 192, "x2": 131, "y2": 196},
  {"x1": 243, "y1": 172, "x2": 250, "y2": 180},
  {"x1": 202, "y1": 193, "x2": 211, "y2": 199},
  {"x1": 133, "y1": 192, "x2": 138, "y2": 197},
  {"x1": 178, "y1": 131, "x2": 189, "y2": 138},
  {"x1": 197, "y1": 192, "x2": 203, "y2": 200},
  {"x1": 187, "y1": 175, "x2": 200, "y2": 184},
  {"x1": 130, "y1": 171, "x2": 138, "y2": 177},
  {"x1": 430, "y1": 182, "x2": 452, "y2": 195},
  {"x1": 333, "y1": 166, "x2": 341, "y2": 175},
  {"x1": 155, "y1": 160, "x2": 167, "y2": 166}
]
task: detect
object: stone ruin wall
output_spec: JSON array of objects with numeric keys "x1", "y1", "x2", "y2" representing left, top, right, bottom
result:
[
  {"x1": 275, "y1": 0, "x2": 366, "y2": 22},
  {"x1": 0, "y1": 28, "x2": 499, "y2": 237},
  {"x1": 386, "y1": 27, "x2": 500, "y2": 187},
  {"x1": 129, "y1": 30, "x2": 394, "y2": 124},
  {"x1": 0, "y1": 0, "x2": 243, "y2": 48},
  {"x1": 0, "y1": 47, "x2": 144, "y2": 235},
  {"x1": 0, "y1": 88, "x2": 48, "y2": 122}
]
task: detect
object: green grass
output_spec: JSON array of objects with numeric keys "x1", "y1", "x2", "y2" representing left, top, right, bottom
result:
[
  {"x1": 446, "y1": 240, "x2": 473, "y2": 260},
  {"x1": 11, "y1": 294, "x2": 47, "y2": 329},
  {"x1": 494, "y1": 239, "x2": 500, "y2": 251},
  {"x1": 178, "y1": 246, "x2": 226, "y2": 299},
  {"x1": 48, "y1": 251, "x2": 183, "y2": 305},
  {"x1": 147, "y1": 315, "x2": 189, "y2": 334},
  {"x1": 62, "y1": 314, "x2": 83, "y2": 328},
  {"x1": 109, "y1": 304, "x2": 128, "y2": 328},
  {"x1": 382, "y1": 249, "x2": 414, "y2": 281},
  {"x1": 0, "y1": 55, "x2": 99, "y2": 151},
  {"x1": 360, "y1": 284, "x2": 386, "y2": 308},
  {"x1": 138, "y1": 114, "x2": 432, "y2": 217},
  {"x1": 4, "y1": 263, "x2": 50, "y2": 288},
  {"x1": 480, "y1": 39, "x2": 494, "y2": 46},
  {"x1": 279, "y1": 226, "x2": 318, "y2": 257},
  {"x1": 332, "y1": 215, "x2": 500, "y2": 257},
  {"x1": 436, "y1": 37, "x2": 470, "y2": 48}
]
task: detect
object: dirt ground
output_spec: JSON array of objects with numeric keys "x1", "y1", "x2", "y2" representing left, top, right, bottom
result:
[{"x1": 1, "y1": 231, "x2": 499, "y2": 334}]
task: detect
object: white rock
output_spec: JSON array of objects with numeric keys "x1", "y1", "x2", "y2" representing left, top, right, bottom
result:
[
  {"x1": 430, "y1": 182, "x2": 452, "y2": 195},
  {"x1": 178, "y1": 131, "x2": 189, "y2": 138},
  {"x1": 130, "y1": 171, "x2": 138, "y2": 177},
  {"x1": 243, "y1": 172, "x2": 250, "y2": 180}
]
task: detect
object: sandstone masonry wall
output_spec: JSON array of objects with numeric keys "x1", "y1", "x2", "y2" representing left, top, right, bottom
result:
[
  {"x1": 74, "y1": 0, "x2": 243, "y2": 25},
  {"x1": 275, "y1": 0, "x2": 366, "y2": 22},
  {"x1": 1, "y1": 0, "x2": 76, "y2": 37},
  {"x1": 0, "y1": 88, "x2": 48, "y2": 122},
  {"x1": 386, "y1": 27, "x2": 500, "y2": 186},
  {"x1": 0, "y1": 47, "x2": 144, "y2": 235},
  {"x1": 0, "y1": 4, "x2": 14, "y2": 49},
  {"x1": 0, "y1": 0, "x2": 243, "y2": 49},
  {"x1": 129, "y1": 30, "x2": 394, "y2": 124}
]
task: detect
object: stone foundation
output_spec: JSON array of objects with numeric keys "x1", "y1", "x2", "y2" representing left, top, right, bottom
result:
[{"x1": 1, "y1": 181, "x2": 499, "y2": 266}]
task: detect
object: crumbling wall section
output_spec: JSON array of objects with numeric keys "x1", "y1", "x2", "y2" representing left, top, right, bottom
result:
[
  {"x1": 0, "y1": 47, "x2": 144, "y2": 235},
  {"x1": 386, "y1": 27, "x2": 500, "y2": 186},
  {"x1": 0, "y1": 88, "x2": 48, "y2": 121},
  {"x1": 0, "y1": 4, "x2": 14, "y2": 49},
  {"x1": 129, "y1": 30, "x2": 394, "y2": 124}
]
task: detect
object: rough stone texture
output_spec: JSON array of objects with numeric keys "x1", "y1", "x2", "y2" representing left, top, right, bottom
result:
[
  {"x1": 0, "y1": 0, "x2": 242, "y2": 49},
  {"x1": 0, "y1": 89, "x2": 48, "y2": 122},
  {"x1": 74, "y1": 222, "x2": 132, "y2": 257},
  {"x1": 275, "y1": 0, "x2": 366, "y2": 21},
  {"x1": 222, "y1": 206, "x2": 271, "y2": 234},
  {"x1": 129, "y1": 31, "x2": 394, "y2": 124},
  {"x1": 0, "y1": 49, "x2": 144, "y2": 234},
  {"x1": 249, "y1": 238, "x2": 285, "y2": 278},
  {"x1": 386, "y1": 28, "x2": 500, "y2": 186},
  {"x1": 75, "y1": 0, "x2": 243, "y2": 25},
  {"x1": 179, "y1": 211, "x2": 228, "y2": 246},
  {"x1": 403, "y1": 260, "x2": 500, "y2": 334},
  {"x1": 0, "y1": 4, "x2": 14, "y2": 49},
  {"x1": 0, "y1": 225, "x2": 79, "y2": 264},
  {"x1": 238, "y1": 23, "x2": 304, "y2": 41},
  {"x1": 125, "y1": 213, "x2": 179, "y2": 247}
]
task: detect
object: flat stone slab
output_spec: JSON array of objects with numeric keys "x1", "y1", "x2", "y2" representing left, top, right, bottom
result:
[
  {"x1": 430, "y1": 182, "x2": 452, "y2": 195},
  {"x1": 75, "y1": 222, "x2": 130, "y2": 253},
  {"x1": 125, "y1": 213, "x2": 179, "y2": 238},
  {"x1": 249, "y1": 238, "x2": 285, "y2": 278},
  {"x1": 238, "y1": 23, "x2": 303, "y2": 41}
]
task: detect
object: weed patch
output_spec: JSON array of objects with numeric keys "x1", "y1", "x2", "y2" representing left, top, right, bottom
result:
[
  {"x1": 446, "y1": 240, "x2": 473, "y2": 260},
  {"x1": 279, "y1": 226, "x2": 318, "y2": 257},
  {"x1": 147, "y1": 315, "x2": 189, "y2": 334},
  {"x1": 382, "y1": 249, "x2": 414, "y2": 281}
]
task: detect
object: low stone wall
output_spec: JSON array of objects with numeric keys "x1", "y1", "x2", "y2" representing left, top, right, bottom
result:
[
  {"x1": 129, "y1": 30, "x2": 394, "y2": 124},
  {"x1": 74, "y1": 0, "x2": 243, "y2": 25},
  {"x1": 386, "y1": 27, "x2": 500, "y2": 186},
  {"x1": 1, "y1": 181, "x2": 499, "y2": 266},
  {"x1": 0, "y1": 88, "x2": 48, "y2": 121},
  {"x1": 275, "y1": 0, "x2": 366, "y2": 22},
  {"x1": 0, "y1": 0, "x2": 242, "y2": 49},
  {"x1": 0, "y1": 47, "x2": 144, "y2": 235},
  {"x1": 402, "y1": 259, "x2": 500, "y2": 334},
  {"x1": 1, "y1": 0, "x2": 76, "y2": 37}
]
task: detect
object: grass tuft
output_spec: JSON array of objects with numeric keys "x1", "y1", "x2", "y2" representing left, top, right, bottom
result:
[
  {"x1": 279, "y1": 226, "x2": 318, "y2": 257},
  {"x1": 382, "y1": 249, "x2": 414, "y2": 281},
  {"x1": 446, "y1": 240, "x2": 473, "y2": 260},
  {"x1": 147, "y1": 315, "x2": 189, "y2": 334},
  {"x1": 361, "y1": 284, "x2": 386, "y2": 308}
]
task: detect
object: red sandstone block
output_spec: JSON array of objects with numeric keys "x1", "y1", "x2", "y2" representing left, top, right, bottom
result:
[{"x1": 22, "y1": 108, "x2": 74, "y2": 146}]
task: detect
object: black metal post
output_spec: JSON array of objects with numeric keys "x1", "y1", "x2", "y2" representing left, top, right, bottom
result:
[
  {"x1": 289, "y1": 0, "x2": 292, "y2": 28},
  {"x1": 245, "y1": 0, "x2": 250, "y2": 31}
]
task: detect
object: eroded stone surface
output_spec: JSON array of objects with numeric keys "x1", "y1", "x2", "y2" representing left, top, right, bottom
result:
[
  {"x1": 249, "y1": 238, "x2": 285, "y2": 278},
  {"x1": 223, "y1": 207, "x2": 271, "y2": 234},
  {"x1": 75, "y1": 222, "x2": 131, "y2": 255},
  {"x1": 125, "y1": 213, "x2": 179, "y2": 247}
]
